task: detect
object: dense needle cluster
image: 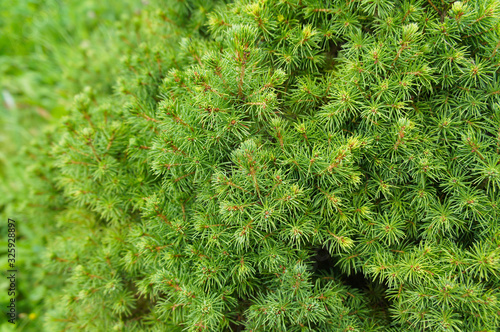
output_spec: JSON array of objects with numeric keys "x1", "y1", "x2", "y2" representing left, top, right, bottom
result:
[{"x1": 38, "y1": 0, "x2": 500, "y2": 331}]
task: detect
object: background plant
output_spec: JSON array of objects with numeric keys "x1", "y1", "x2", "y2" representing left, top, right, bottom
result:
[{"x1": 1, "y1": 0, "x2": 147, "y2": 330}]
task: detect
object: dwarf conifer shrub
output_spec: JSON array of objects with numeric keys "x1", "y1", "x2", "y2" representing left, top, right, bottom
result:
[{"x1": 45, "y1": 0, "x2": 500, "y2": 331}]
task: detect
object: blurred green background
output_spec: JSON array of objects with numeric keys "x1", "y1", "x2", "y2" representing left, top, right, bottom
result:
[{"x1": 0, "y1": 1, "x2": 145, "y2": 330}]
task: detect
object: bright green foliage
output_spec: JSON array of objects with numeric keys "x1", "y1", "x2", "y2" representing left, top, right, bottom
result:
[{"x1": 30, "y1": 0, "x2": 500, "y2": 331}]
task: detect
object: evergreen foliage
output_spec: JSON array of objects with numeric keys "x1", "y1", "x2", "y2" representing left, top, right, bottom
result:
[{"x1": 12, "y1": 0, "x2": 500, "y2": 331}]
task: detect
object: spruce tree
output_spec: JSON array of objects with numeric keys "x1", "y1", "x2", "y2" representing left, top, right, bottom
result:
[{"x1": 38, "y1": 0, "x2": 500, "y2": 331}]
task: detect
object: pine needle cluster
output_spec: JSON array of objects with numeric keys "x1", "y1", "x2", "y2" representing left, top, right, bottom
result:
[{"x1": 38, "y1": 0, "x2": 500, "y2": 331}]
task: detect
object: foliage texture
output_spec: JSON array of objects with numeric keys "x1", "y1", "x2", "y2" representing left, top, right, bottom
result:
[{"x1": 20, "y1": 0, "x2": 500, "y2": 331}]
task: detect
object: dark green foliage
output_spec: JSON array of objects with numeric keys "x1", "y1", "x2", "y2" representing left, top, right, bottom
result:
[{"x1": 20, "y1": 0, "x2": 500, "y2": 331}]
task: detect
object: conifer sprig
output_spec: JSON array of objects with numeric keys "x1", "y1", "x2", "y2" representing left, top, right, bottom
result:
[{"x1": 37, "y1": 0, "x2": 500, "y2": 330}]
